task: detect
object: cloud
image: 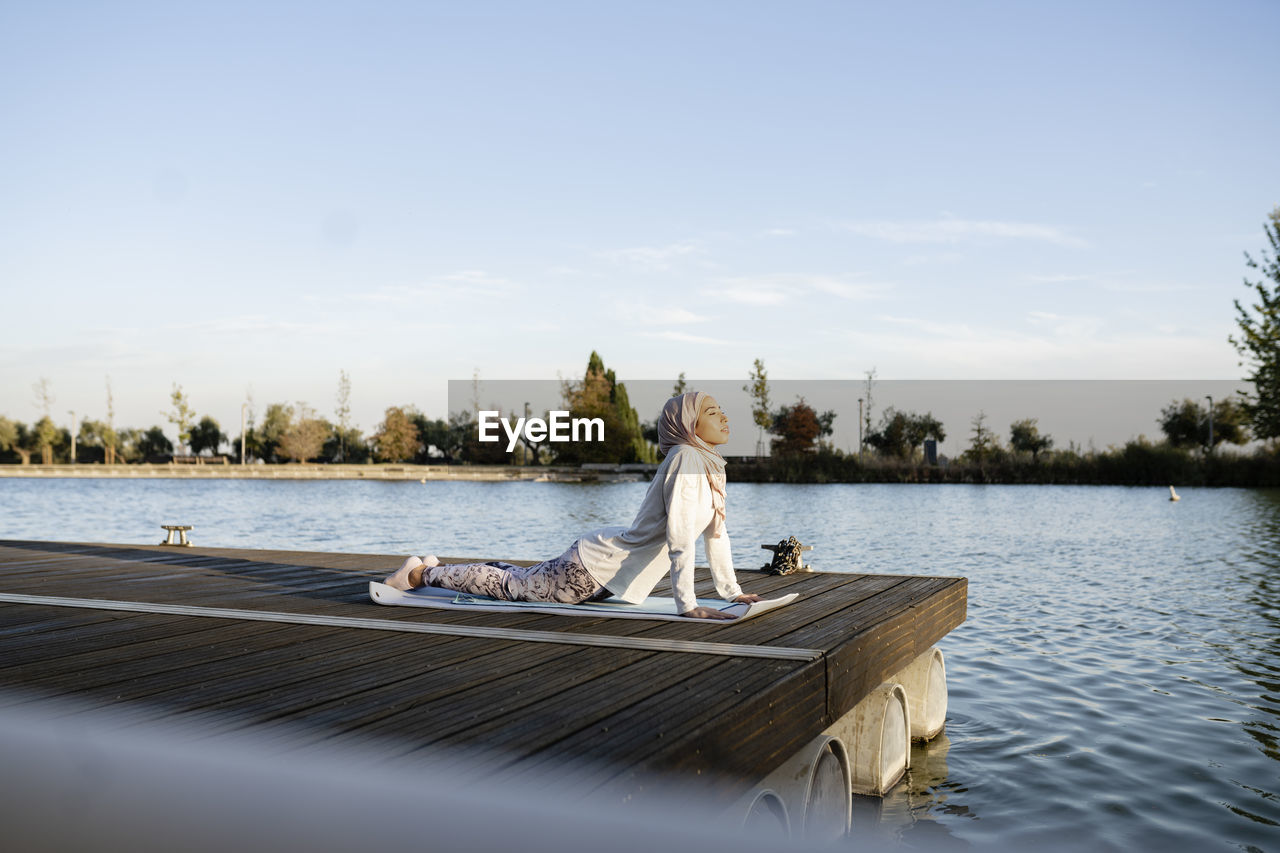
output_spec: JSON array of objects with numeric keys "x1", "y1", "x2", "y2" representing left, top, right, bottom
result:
[
  {"x1": 643, "y1": 308, "x2": 707, "y2": 325},
  {"x1": 334, "y1": 270, "x2": 519, "y2": 305},
  {"x1": 609, "y1": 301, "x2": 709, "y2": 327},
  {"x1": 851, "y1": 311, "x2": 1240, "y2": 378},
  {"x1": 874, "y1": 314, "x2": 980, "y2": 340},
  {"x1": 1027, "y1": 273, "x2": 1094, "y2": 283},
  {"x1": 598, "y1": 242, "x2": 700, "y2": 271},
  {"x1": 0, "y1": 339, "x2": 149, "y2": 373},
  {"x1": 440, "y1": 270, "x2": 515, "y2": 288},
  {"x1": 716, "y1": 280, "x2": 791, "y2": 306},
  {"x1": 190, "y1": 316, "x2": 339, "y2": 336},
  {"x1": 760, "y1": 228, "x2": 796, "y2": 238},
  {"x1": 713, "y1": 274, "x2": 891, "y2": 306},
  {"x1": 78, "y1": 316, "x2": 341, "y2": 340},
  {"x1": 643, "y1": 330, "x2": 733, "y2": 345},
  {"x1": 1025, "y1": 310, "x2": 1105, "y2": 338},
  {"x1": 1098, "y1": 281, "x2": 1199, "y2": 294},
  {"x1": 880, "y1": 310, "x2": 1107, "y2": 343},
  {"x1": 901, "y1": 252, "x2": 966, "y2": 267},
  {"x1": 1026, "y1": 271, "x2": 1198, "y2": 293},
  {"x1": 512, "y1": 321, "x2": 563, "y2": 334},
  {"x1": 807, "y1": 276, "x2": 893, "y2": 300},
  {"x1": 841, "y1": 218, "x2": 1087, "y2": 248}
]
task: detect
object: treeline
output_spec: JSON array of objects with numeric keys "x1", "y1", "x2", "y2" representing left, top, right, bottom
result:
[
  {"x1": 730, "y1": 368, "x2": 1279, "y2": 485},
  {"x1": 0, "y1": 354, "x2": 658, "y2": 466},
  {"x1": 729, "y1": 441, "x2": 1280, "y2": 487},
  {"x1": 0, "y1": 397, "x2": 579, "y2": 466},
  {"x1": 1, "y1": 361, "x2": 1273, "y2": 479}
]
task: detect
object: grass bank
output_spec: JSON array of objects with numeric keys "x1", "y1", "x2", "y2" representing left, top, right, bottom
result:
[{"x1": 0, "y1": 463, "x2": 648, "y2": 483}]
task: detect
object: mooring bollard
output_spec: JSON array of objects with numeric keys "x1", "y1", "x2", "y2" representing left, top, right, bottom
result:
[
  {"x1": 760, "y1": 537, "x2": 815, "y2": 574},
  {"x1": 160, "y1": 525, "x2": 193, "y2": 546}
]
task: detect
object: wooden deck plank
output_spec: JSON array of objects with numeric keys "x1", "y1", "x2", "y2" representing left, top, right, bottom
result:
[
  {"x1": 330, "y1": 645, "x2": 665, "y2": 745},
  {"x1": 0, "y1": 614, "x2": 336, "y2": 686},
  {"x1": 0, "y1": 602, "x2": 124, "y2": 635},
  {"x1": 0, "y1": 605, "x2": 272, "y2": 664},
  {"x1": 602, "y1": 660, "x2": 832, "y2": 806},
  {"x1": 0, "y1": 627, "x2": 424, "y2": 716},
  {"x1": 823, "y1": 578, "x2": 968, "y2": 719},
  {"x1": 496, "y1": 656, "x2": 826, "y2": 802}
]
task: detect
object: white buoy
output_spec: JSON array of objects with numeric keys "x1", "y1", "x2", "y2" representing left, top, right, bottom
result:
[
  {"x1": 827, "y1": 682, "x2": 911, "y2": 797},
  {"x1": 738, "y1": 789, "x2": 790, "y2": 839},
  {"x1": 738, "y1": 733, "x2": 851, "y2": 840},
  {"x1": 1169, "y1": 485, "x2": 1180, "y2": 502},
  {"x1": 897, "y1": 647, "x2": 948, "y2": 742},
  {"x1": 803, "y1": 739, "x2": 852, "y2": 841},
  {"x1": 738, "y1": 651, "x2": 949, "y2": 823}
]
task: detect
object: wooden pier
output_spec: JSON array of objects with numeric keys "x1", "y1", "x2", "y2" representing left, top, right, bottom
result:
[{"x1": 0, "y1": 538, "x2": 966, "y2": 829}]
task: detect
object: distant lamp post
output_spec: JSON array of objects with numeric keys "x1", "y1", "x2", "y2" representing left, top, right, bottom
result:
[
  {"x1": 857, "y1": 398, "x2": 864, "y2": 461},
  {"x1": 1204, "y1": 395, "x2": 1214, "y2": 454},
  {"x1": 240, "y1": 403, "x2": 248, "y2": 465},
  {"x1": 523, "y1": 402, "x2": 531, "y2": 466},
  {"x1": 68, "y1": 410, "x2": 76, "y2": 464}
]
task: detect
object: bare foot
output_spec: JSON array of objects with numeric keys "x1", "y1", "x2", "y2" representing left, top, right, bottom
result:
[{"x1": 385, "y1": 556, "x2": 423, "y2": 591}]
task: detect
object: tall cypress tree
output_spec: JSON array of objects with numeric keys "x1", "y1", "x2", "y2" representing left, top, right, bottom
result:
[
  {"x1": 558, "y1": 351, "x2": 654, "y2": 463},
  {"x1": 1230, "y1": 207, "x2": 1280, "y2": 443}
]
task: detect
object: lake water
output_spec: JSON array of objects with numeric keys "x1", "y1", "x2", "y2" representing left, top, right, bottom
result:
[{"x1": 1, "y1": 477, "x2": 1277, "y2": 851}]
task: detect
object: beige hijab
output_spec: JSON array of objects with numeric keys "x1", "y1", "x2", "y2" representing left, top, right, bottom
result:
[{"x1": 657, "y1": 391, "x2": 727, "y2": 538}]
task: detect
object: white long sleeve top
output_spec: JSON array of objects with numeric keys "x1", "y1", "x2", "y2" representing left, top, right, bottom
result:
[{"x1": 575, "y1": 445, "x2": 743, "y2": 614}]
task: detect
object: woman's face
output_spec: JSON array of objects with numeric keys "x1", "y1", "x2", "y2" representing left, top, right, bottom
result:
[{"x1": 694, "y1": 396, "x2": 730, "y2": 446}]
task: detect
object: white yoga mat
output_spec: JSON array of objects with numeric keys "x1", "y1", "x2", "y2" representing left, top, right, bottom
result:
[{"x1": 368, "y1": 581, "x2": 798, "y2": 623}]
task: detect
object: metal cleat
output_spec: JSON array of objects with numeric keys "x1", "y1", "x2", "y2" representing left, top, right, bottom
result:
[{"x1": 160, "y1": 525, "x2": 193, "y2": 546}]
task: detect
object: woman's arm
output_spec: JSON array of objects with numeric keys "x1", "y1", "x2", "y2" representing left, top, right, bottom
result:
[
  {"x1": 704, "y1": 523, "x2": 762, "y2": 606},
  {"x1": 664, "y1": 457, "x2": 702, "y2": 615},
  {"x1": 704, "y1": 530, "x2": 744, "y2": 601}
]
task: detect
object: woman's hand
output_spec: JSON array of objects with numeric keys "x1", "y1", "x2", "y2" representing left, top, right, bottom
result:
[
  {"x1": 681, "y1": 606, "x2": 738, "y2": 620},
  {"x1": 734, "y1": 594, "x2": 763, "y2": 604}
]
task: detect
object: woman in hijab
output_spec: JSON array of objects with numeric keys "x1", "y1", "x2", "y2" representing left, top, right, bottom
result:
[{"x1": 383, "y1": 392, "x2": 761, "y2": 619}]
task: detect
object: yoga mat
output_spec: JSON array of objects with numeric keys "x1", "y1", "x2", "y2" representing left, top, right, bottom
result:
[{"x1": 368, "y1": 582, "x2": 798, "y2": 623}]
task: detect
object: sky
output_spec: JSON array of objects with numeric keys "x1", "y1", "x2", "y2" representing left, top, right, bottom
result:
[{"x1": 2, "y1": 0, "x2": 1277, "y2": 443}]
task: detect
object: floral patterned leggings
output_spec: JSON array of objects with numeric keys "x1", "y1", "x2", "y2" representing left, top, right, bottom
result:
[{"x1": 421, "y1": 539, "x2": 609, "y2": 604}]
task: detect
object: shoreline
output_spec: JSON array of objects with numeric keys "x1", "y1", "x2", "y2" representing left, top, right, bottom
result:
[
  {"x1": 0, "y1": 463, "x2": 653, "y2": 482},
  {"x1": 2, "y1": 457, "x2": 1277, "y2": 486}
]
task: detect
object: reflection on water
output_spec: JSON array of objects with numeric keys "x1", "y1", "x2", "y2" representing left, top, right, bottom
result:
[
  {"x1": 854, "y1": 734, "x2": 967, "y2": 850},
  {"x1": 1, "y1": 478, "x2": 1278, "y2": 850},
  {"x1": 1232, "y1": 490, "x2": 1280, "y2": 804}
]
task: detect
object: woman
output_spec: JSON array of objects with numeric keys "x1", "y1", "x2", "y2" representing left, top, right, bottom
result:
[{"x1": 384, "y1": 392, "x2": 762, "y2": 619}]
